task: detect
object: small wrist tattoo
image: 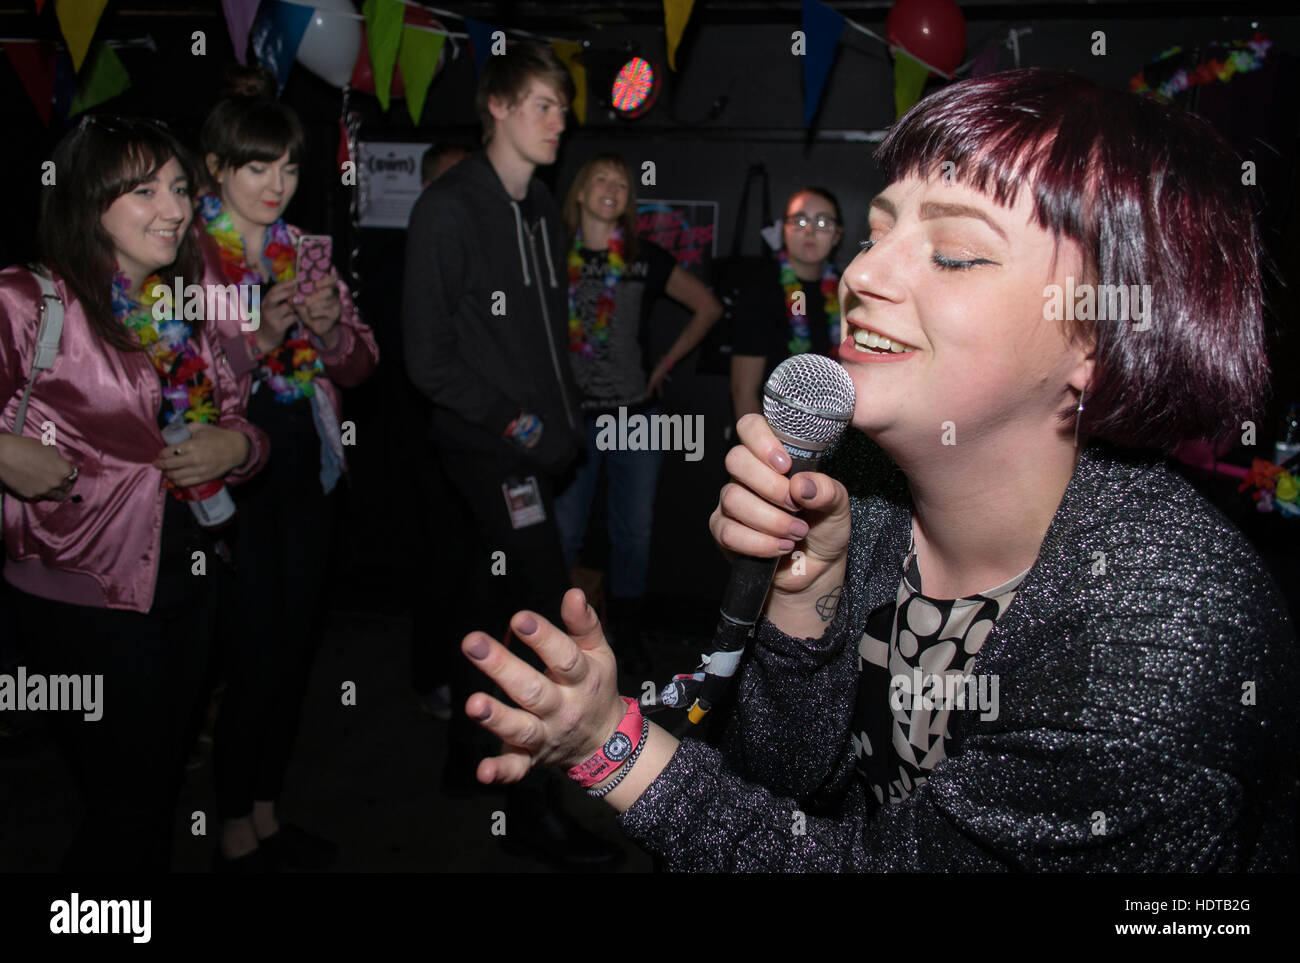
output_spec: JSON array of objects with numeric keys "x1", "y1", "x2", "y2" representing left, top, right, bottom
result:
[{"x1": 815, "y1": 585, "x2": 842, "y2": 622}]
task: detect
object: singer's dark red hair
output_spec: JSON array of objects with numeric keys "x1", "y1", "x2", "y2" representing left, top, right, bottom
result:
[{"x1": 876, "y1": 68, "x2": 1268, "y2": 452}]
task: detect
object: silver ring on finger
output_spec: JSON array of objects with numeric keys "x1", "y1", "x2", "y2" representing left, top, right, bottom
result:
[{"x1": 64, "y1": 466, "x2": 78, "y2": 483}]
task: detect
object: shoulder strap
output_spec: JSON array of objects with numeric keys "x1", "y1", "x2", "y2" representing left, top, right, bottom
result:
[{"x1": 12, "y1": 266, "x2": 65, "y2": 436}]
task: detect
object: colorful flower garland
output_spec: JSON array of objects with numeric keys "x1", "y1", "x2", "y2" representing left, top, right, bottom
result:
[
  {"x1": 1130, "y1": 32, "x2": 1271, "y2": 100},
  {"x1": 198, "y1": 192, "x2": 324, "y2": 402},
  {"x1": 113, "y1": 269, "x2": 220, "y2": 496},
  {"x1": 567, "y1": 227, "x2": 625, "y2": 359},
  {"x1": 779, "y1": 249, "x2": 840, "y2": 356}
]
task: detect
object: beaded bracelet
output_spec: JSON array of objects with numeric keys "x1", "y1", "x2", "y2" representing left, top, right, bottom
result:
[{"x1": 587, "y1": 718, "x2": 650, "y2": 799}]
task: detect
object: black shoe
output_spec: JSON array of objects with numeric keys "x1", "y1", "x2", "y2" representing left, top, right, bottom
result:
[
  {"x1": 502, "y1": 804, "x2": 627, "y2": 872},
  {"x1": 213, "y1": 845, "x2": 277, "y2": 874},
  {"x1": 257, "y1": 823, "x2": 339, "y2": 871}
]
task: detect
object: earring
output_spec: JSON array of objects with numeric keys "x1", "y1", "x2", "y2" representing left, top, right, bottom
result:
[{"x1": 1074, "y1": 387, "x2": 1086, "y2": 448}]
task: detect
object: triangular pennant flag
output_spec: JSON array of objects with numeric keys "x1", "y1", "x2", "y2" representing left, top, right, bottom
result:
[
  {"x1": 363, "y1": 0, "x2": 404, "y2": 110},
  {"x1": 35, "y1": 0, "x2": 48, "y2": 14},
  {"x1": 465, "y1": 18, "x2": 496, "y2": 76},
  {"x1": 51, "y1": 47, "x2": 76, "y2": 120},
  {"x1": 893, "y1": 48, "x2": 930, "y2": 119},
  {"x1": 249, "y1": 0, "x2": 314, "y2": 92},
  {"x1": 663, "y1": 0, "x2": 695, "y2": 71},
  {"x1": 550, "y1": 41, "x2": 586, "y2": 125},
  {"x1": 2, "y1": 42, "x2": 57, "y2": 127},
  {"x1": 801, "y1": 0, "x2": 845, "y2": 126},
  {"x1": 970, "y1": 44, "x2": 1000, "y2": 78},
  {"x1": 397, "y1": 27, "x2": 445, "y2": 125},
  {"x1": 55, "y1": 0, "x2": 109, "y2": 73},
  {"x1": 222, "y1": 0, "x2": 262, "y2": 65},
  {"x1": 68, "y1": 42, "x2": 129, "y2": 117}
]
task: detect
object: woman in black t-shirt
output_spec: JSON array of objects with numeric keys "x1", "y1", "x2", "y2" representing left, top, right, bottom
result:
[
  {"x1": 730, "y1": 186, "x2": 844, "y2": 418},
  {"x1": 553, "y1": 154, "x2": 722, "y2": 666}
]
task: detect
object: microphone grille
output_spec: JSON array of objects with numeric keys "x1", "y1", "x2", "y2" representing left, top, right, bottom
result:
[{"x1": 762, "y1": 353, "x2": 856, "y2": 452}]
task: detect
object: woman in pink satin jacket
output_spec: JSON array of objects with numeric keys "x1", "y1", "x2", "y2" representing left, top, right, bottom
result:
[{"x1": 0, "y1": 116, "x2": 268, "y2": 871}]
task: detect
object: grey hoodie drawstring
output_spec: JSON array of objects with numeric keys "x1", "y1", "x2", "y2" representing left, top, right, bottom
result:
[
  {"x1": 510, "y1": 200, "x2": 531, "y2": 287},
  {"x1": 538, "y1": 216, "x2": 559, "y2": 288}
]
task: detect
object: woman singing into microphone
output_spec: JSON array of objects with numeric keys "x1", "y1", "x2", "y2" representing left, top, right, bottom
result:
[
  {"x1": 451, "y1": 68, "x2": 1297, "y2": 871},
  {"x1": 0, "y1": 116, "x2": 268, "y2": 871}
]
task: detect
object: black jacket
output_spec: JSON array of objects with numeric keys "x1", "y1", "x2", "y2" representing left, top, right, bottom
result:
[
  {"x1": 618, "y1": 434, "x2": 1299, "y2": 870},
  {"x1": 402, "y1": 151, "x2": 582, "y2": 474}
]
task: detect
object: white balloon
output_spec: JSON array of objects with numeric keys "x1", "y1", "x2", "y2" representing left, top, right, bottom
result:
[{"x1": 295, "y1": 0, "x2": 362, "y2": 89}]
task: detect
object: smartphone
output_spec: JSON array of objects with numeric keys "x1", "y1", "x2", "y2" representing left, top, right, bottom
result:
[{"x1": 294, "y1": 234, "x2": 333, "y2": 303}]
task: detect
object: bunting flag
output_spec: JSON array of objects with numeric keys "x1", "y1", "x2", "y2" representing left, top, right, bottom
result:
[
  {"x1": 35, "y1": 0, "x2": 48, "y2": 14},
  {"x1": 250, "y1": 0, "x2": 314, "y2": 91},
  {"x1": 222, "y1": 0, "x2": 262, "y2": 65},
  {"x1": 465, "y1": 18, "x2": 496, "y2": 75},
  {"x1": 398, "y1": 27, "x2": 444, "y2": 124},
  {"x1": 970, "y1": 44, "x2": 1000, "y2": 78},
  {"x1": 892, "y1": 48, "x2": 930, "y2": 118},
  {"x1": 2, "y1": 41, "x2": 56, "y2": 127},
  {"x1": 51, "y1": 47, "x2": 76, "y2": 120},
  {"x1": 663, "y1": 0, "x2": 695, "y2": 71},
  {"x1": 68, "y1": 41, "x2": 129, "y2": 117},
  {"x1": 801, "y1": 0, "x2": 845, "y2": 126},
  {"x1": 55, "y1": 0, "x2": 109, "y2": 72},
  {"x1": 551, "y1": 40, "x2": 586, "y2": 125},
  {"x1": 363, "y1": 0, "x2": 403, "y2": 109}
]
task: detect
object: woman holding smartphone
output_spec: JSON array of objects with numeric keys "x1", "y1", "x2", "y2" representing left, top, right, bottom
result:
[
  {"x1": 0, "y1": 116, "x2": 268, "y2": 871},
  {"x1": 452, "y1": 69, "x2": 1297, "y2": 870},
  {"x1": 197, "y1": 66, "x2": 378, "y2": 872}
]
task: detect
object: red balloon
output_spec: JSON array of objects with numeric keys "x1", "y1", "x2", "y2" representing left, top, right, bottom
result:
[{"x1": 886, "y1": 0, "x2": 967, "y2": 76}]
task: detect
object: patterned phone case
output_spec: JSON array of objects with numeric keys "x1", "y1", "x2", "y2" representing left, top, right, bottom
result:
[{"x1": 295, "y1": 235, "x2": 333, "y2": 301}]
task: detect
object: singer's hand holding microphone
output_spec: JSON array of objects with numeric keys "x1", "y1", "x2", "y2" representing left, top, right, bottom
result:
[{"x1": 709, "y1": 412, "x2": 852, "y2": 598}]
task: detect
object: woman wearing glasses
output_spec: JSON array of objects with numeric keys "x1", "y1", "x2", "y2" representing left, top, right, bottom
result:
[
  {"x1": 729, "y1": 187, "x2": 843, "y2": 419},
  {"x1": 0, "y1": 116, "x2": 268, "y2": 871}
]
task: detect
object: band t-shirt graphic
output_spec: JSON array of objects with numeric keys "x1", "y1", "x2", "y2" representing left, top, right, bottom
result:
[
  {"x1": 569, "y1": 239, "x2": 675, "y2": 411},
  {"x1": 852, "y1": 521, "x2": 1029, "y2": 806}
]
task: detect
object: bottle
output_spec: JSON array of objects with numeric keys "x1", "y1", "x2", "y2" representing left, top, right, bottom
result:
[
  {"x1": 1274, "y1": 403, "x2": 1300, "y2": 468},
  {"x1": 161, "y1": 418, "x2": 236, "y2": 528}
]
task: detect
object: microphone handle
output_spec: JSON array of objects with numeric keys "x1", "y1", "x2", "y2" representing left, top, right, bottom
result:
[{"x1": 693, "y1": 443, "x2": 824, "y2": 714}]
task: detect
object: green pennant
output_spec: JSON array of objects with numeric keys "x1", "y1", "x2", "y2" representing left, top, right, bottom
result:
[
  {"x1": 69, "y1": 43, "x2": 130, "y2": 117},
  {"x1": 363, "y1": 0, "x2": 404, "y2": 111},
  {"x1": 398, "y1": 27, "x2": 445, "y2": 125},
  {"x1": 893, "y1": 48, "x2": 930, "y2": 119}
]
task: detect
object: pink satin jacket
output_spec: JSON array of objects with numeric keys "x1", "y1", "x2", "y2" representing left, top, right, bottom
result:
[{"x1": 0, "y1": 266, "x2": 270, "y2": 613}]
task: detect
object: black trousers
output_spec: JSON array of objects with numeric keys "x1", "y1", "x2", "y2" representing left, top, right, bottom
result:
[
  {"x1": 11, "y1": 577, "x2": 216, "y2": 872},
  {"x1": 212, "y1": 390, "x2": 338, "y2": 820},
  {"x1": 437, "y1": 444, "x2": 572, "y2": 765}
]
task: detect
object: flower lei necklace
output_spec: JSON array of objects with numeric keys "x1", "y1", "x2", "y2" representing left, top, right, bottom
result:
[
  {"x1": 567, "y1": 227, "x2": 624, "y2": 359},
  {"x1": 198, "y1": 192, "x2": 323, "y2": 402},
  {"x1": 112, "y1": 269, "x2": 220, "y2": 497},
  {"x1": 779, "y1": 248, "x2": 840, "y2": 356}
]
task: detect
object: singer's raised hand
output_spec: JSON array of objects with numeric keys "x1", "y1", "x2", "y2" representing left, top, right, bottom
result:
[
  {"x1": 462, "y1": 587, "x2": 629, "y2": 785},
  {"x1": 709, "y1": 412, "x2": 851, "y2": 597}
]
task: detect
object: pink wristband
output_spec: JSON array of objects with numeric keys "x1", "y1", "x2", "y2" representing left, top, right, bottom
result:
[{"x1": 566, "y1": 697, "x2": 643, "y2": 788}]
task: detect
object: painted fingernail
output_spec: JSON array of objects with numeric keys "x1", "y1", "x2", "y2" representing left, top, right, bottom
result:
[
  {"x1": 800, "y1": 478, "x2": 817, "y2": 499},
  {"x1": 788, "y1": 519, "x2": 810, "y2": 539},
  {"x1": 778, "y1": 538, "x2": 796, "y2": 552},
  {"x1": 517, "y1": 614, "x2": 538, "y2": 635},
  {"x1": 770, "y1": 449, "x2": 791, "y2": 472},
  {"x1": 475, "y1": 704, "x2": 491, "y2": 720},
  {"x1": 467, "y1": 638, "x2": 490, "y2": 660}
]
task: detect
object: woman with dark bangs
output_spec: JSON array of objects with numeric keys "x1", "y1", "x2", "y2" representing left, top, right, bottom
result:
[
  {"x1": 197, "y1": 66, "x2": 378, "y2": 872},
  {"x1": 452, "y1": 68, "x2": 1298, "y2": 871},
  {"x1": 0, "y1": 117, "x2": 269, "y2": 871}
]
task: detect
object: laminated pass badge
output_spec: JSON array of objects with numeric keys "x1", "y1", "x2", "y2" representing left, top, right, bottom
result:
[{"x1": 502, "y1": 476, "x2": 547, "y2": 529}]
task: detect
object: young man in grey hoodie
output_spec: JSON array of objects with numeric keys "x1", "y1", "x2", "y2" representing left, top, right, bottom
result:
[{"x1": 402, "y1": 41, "x2": 619, "y2": 870}]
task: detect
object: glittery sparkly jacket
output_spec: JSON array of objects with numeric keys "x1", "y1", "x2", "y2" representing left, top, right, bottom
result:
[{"x1": 617, "y1": 436, "x2": 1299, "y2": 871}]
